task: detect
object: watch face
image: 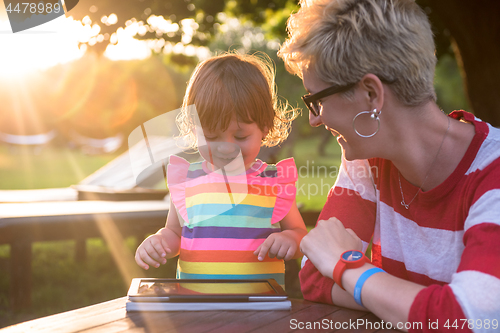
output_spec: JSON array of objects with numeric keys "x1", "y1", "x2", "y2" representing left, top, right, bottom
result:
[{"x1": 341, "y1": 250, "x2": 363, "y2": 262}]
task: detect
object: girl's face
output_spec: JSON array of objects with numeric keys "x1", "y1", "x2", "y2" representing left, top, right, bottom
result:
[{"x1": 197, "y1": 116, "x2": 268, "y2": 171}]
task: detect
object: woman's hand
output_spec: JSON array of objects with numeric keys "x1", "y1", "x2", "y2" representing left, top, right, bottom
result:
[{"x1": 300, "y1": 217, "x2": 362, "y2": 278}]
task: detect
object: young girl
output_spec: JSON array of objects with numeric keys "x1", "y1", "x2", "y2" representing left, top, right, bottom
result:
[{"x1": 135, "y1": 53, "x2": 307, "y2": 288}]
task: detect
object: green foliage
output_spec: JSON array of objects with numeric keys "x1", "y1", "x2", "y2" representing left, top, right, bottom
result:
[
  {"x1": 434, "y1": 54, "x2": 470, "y2": 113},
  {"x1": 260, "y1": 1, "x2": 300, "y2": 40},
  {"x1": 46, "y1": 55, "x2": 186, "y2": 138},
  {"x1": 67, "y1": 0, "x2": 471, "y2": 126},
  {"x1": 68, "y1": 0, "x2": 469, "y2": 123},
  {"x1": 69, "y1": 0, "x2": 208, "y2": 47},
  {"x1": 224, "y1": 0, "x2": 298, "y2": 40},
  {"x1": 415, "y1": 0, "x2": 454, "y2": 59},
  {"x1": 68, "y1": 0, "x2": 299, "y2": 57},
  {"x1": 0, "y1": 56, "x2": 190, "y2": 148}
]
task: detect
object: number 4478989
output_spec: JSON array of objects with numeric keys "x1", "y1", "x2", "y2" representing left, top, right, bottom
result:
[
  {"x1": 444, "y1": 319, "x2": 498, "y2": 330},
  {"x1": 6, "y1": 2, "x2": 62, "y2": 14}
]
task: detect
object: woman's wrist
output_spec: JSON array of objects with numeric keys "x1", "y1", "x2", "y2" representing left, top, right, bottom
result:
[
  {"x1": 341, "y1": 263, "x2": 376, "y2": 295},
  {"x1": 329, "y1": 264, "x2": 377, "y2": 311},
  {"x1": 331, "y1": 250, "x2": 369, "y2": 289}
]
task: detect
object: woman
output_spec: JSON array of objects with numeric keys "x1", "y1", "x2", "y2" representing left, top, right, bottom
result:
[{"x1": 278, "y1": 0, "x2": 500, "y2": 331}]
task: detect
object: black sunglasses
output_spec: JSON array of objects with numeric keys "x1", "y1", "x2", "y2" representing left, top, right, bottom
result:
[{"x1": 302, "y1": 82, "x2": 357, "y2": 117}]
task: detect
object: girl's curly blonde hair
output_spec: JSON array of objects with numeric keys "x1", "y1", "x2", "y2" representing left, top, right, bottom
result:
[{"x1": 177, "y1": 52, "x2": 298, "y2": 149}]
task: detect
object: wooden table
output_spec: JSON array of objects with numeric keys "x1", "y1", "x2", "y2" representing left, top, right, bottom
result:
[
  {"x1": 0, "y1": 298, "x2": 395, "y2": 332},
  {"x1": 0, "y1": 199, "x2": 170, "y2": 310}
]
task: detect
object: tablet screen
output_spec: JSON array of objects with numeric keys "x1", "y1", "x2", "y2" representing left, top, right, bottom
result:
[
  {"x1": 128, "y1": 278, "x2": 287, "y2": 302},
  {"x1": 138, "y1": 280, "x2": 275, "y2": 295}
]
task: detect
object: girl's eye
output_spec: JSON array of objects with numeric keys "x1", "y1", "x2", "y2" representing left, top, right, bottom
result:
[
  {"x1": 235, "y1": 136, "x2": 249, "y2": 140},
  {"x1": 204, "y1": 136, "x2": 217, "y2": 141}
]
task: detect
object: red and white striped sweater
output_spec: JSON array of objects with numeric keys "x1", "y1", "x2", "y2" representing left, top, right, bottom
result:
[{"x1": 299, "y1": 111, "x2": 500, "y2": 333}]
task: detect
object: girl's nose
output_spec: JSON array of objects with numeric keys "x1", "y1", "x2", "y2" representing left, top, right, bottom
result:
[
  {"x1": 217, "y1": 142, "x2": 237, "y2": 154},
  {"x1": 309, "y1": 111, "x2": 323, "y2": 127}
]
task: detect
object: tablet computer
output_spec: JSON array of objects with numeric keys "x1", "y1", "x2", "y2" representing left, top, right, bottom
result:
[{"x1": 127, "y1": 278, "x2": 288, "y2": 302}]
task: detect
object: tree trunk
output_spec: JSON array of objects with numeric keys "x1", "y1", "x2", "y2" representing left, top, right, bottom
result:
[{"x1": 425, "y1": 0, "x2": 500, "y2": 127}]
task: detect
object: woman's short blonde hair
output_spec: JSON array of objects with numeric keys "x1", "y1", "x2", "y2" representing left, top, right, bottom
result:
[
  {"x1": 278, "y1": 0, "x2": 437, "y2": 106},
  {"x1": 177, "y1": 52, "x2": 298, "y2": 149}
]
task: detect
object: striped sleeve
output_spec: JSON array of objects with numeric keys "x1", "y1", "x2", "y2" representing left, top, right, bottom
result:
[
  {"x1": 300, "y1": 158, "x2": 377, "y2": 303},
  {"x1": 409, "y1": 150, "x2": 500, "y2": 332}
]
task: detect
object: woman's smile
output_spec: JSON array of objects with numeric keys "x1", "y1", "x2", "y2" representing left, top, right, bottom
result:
[
  {"x1": 326, "y1": 126, "x2": 347, "y2": 144},
  {"x1": 325, "y1": 126, "x2": 338, "y2": 136}
]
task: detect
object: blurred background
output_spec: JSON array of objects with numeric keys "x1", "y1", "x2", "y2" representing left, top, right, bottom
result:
[{"x1": 1, "y1": 0, "x2": 497, "y2": 327}]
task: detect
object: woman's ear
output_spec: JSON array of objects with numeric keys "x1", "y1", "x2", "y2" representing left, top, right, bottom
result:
[{"x1": 359, "y1": 74, "x2": 384, "y2": 111}]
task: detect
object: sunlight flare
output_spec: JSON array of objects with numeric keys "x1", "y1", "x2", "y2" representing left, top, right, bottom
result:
[
  {"x1": 93, "y1": 211, "x2": 146, "y2": 287},
  {"x1": 0, "y1": 16, "x2": 86, "y2": 78}
]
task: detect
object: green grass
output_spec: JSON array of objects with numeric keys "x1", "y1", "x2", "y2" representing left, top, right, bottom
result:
[
  {"x1": 0, "y1": 145, "x2": 120, "y2": 190},
  {"x1": 0, "y1": 138, "x2": 343, "y2": 328},
  {"x1": 0, "y1": 238, "x2": 178, "y2": 328},
  {"x1": 283, "y1": 135, "x2": 342, "y2": 211}
]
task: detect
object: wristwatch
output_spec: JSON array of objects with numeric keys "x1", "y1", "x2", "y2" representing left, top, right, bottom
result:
[{"x1": 333, "y1": 250, "x2": 369, "y2": 290}]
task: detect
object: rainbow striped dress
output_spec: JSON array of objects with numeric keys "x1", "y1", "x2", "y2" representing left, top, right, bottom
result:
[{"x1": 167, "y1": 155, "x2": 298, "y2": 287}]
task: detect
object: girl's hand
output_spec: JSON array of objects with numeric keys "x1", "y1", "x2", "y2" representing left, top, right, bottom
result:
[
  {"x1": 300, "y1": 217, "x2": 362, "y2": 278},
  {"x1": 135, "y1": 234, "x2": 172, "y2": 270},
  {"x1": 253, "y1": 232, "x2": 298, "y2": 261}
]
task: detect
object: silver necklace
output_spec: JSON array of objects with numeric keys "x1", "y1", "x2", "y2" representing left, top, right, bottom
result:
[{"x1": 398, "y1": 116, "x2": 451, "y2": 209}]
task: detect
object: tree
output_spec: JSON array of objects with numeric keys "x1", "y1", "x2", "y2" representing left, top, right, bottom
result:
[
  {"x1": 417, "y1": 0, "x2": 500, "y2": 126},
  {"x1": 69, "y1": 0, "x2": 294, "y2": 53},
  {"x1": 70, "y1": 0, "x2": 500, "y2": 126}
]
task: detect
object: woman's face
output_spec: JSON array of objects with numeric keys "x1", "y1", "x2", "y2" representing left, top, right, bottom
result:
[
  {"x1": 196, "y1": 116, "x2": 267, "y2": 171},
  {"x1": 302, "y1": 70, "x2": 377, "y2": 161}
]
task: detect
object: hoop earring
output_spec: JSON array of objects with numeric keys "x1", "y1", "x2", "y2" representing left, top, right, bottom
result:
[{"x1": 352, "y1": 108, "x2": 381, "y2": 138}]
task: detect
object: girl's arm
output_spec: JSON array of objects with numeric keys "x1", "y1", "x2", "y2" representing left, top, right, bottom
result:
[
  {"x1": 135, "y1": 200, "x2": 182, "y2": 269},
  {"x1": 157, "y1": 199, "x2": 183, "y2": 256},
  {"x1": 254, "y1": 200, "x2": 308, "y2": 261}
]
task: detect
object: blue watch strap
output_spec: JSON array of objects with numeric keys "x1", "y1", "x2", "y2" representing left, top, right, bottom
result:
[{"x1": 354, "y1": 267, "x2": 386, "y2": 307}]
